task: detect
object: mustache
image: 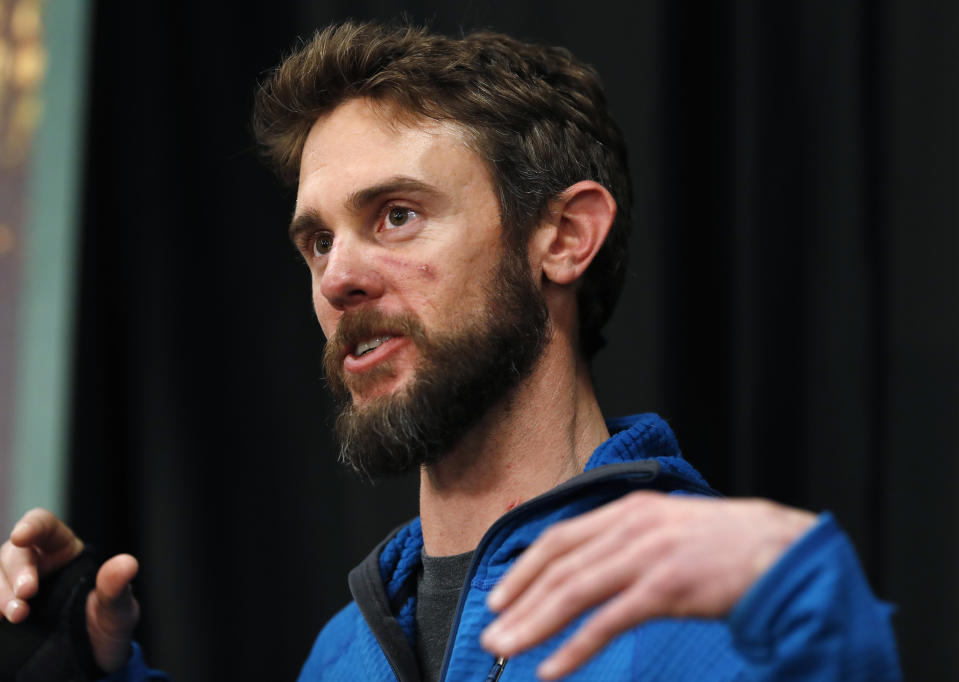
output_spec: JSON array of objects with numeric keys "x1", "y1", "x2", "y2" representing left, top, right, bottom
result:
[
  {"x1": 324, "y1": 308, "x2": 425, "y2": 360},
  {"x1": 322, "y1": 308, "x2": 427, "y2": 398}
]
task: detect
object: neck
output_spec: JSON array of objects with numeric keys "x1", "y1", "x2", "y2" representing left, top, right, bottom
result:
[{"x1": 418, "y1": 336, "x2": 609, "y2": 556}]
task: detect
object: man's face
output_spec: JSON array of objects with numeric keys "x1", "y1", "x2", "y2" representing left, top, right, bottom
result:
[{"x1": 292, "y1": 98, "x2": 549, "y2": 477}]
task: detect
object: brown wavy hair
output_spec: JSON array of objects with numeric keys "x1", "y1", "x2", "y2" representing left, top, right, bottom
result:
[{"x1": 253, "y1": 21, "x2": 632, "y2": 359}]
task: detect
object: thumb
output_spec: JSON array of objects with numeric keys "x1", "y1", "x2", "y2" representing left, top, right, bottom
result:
[{"x1": 85, "y1": 554, "x2": 141, "y2": 673}]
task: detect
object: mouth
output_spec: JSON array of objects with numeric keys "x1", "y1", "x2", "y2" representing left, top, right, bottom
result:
[
  {"x1": 353, "y1": 335, "x2": 394, "y2": 358},
  {"x1": 324, "y1": 309, "x2": 423, "y2": 395},
  {"x1": 341, "y1": 332, "x2": 408, "y2": 378}
]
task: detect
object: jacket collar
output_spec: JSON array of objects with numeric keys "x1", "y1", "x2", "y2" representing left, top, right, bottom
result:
[
  {"x1": 587, "y1": 413, "x2": 710, "y2": 487},
  {"x1": 370, "y1": 413, "x2": 707, "y2": 598}
]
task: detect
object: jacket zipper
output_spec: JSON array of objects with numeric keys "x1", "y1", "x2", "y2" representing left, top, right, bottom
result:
[{"x1": 484, "y1": 656, "x2": 508, "y2": 681}]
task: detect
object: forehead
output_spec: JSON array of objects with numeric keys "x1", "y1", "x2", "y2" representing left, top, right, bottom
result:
[{"x1": 296, "y1": 98, "x2": 493, "y2": 211}]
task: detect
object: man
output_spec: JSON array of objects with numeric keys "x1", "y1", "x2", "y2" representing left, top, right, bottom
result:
[{"x1": 0, "y1": 21, "x2": 899, "y2": 681}]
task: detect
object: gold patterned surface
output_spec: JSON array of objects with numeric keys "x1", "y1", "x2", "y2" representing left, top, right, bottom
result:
[{"x1": 0, "y1": 0, "x2": 45, "y2": 168}]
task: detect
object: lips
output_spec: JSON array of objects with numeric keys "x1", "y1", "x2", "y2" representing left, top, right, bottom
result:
[
  {"x1": 323, "y1": 309, "x2": 424, "y2": 393},
  {"x1": 354, "y1": 335, "x2": 394, "y2": 357},
  {"x1": 342, "y1": 334, "x2": 408, "y2": 377}
]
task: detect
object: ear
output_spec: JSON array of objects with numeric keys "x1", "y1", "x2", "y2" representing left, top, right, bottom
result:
[{"x1": 531, "y1": 181, "x2": 616, "y2": 286}]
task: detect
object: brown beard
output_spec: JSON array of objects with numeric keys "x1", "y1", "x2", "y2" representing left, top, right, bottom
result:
[{"x1": 322, "y1": 248, "x2": 550, "y2": 479}]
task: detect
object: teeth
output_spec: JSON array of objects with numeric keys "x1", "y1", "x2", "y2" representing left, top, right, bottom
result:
[{"x1": 355, "y1": 336, "x2": 392, "y2": 357}]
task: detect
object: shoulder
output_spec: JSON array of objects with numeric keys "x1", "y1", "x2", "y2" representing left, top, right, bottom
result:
[
  {"x1": 298, "y1": 601, "x2": 401, "y2": 681},
  {"x1": 631, "y1": 619, "x2": 747, "y2": 680},
  {"x1": 300, "y1": 602, "x2": 363, "y2": 672}
]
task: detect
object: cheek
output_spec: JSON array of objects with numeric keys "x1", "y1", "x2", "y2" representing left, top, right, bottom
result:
[
  {"x1": 379, "y1": 255, "x2": 437, "y2": 282},
  {"x1": 379, "y1": 255, "x2": 447, "y2": 312}
]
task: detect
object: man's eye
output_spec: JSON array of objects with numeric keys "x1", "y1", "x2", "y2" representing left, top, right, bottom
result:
[
  {"x1": 312, "y1": 233, "x2": 334, "y2": 256},
  {"x1": 385, "y1": 206, "x2": 415, "y2": 229}
]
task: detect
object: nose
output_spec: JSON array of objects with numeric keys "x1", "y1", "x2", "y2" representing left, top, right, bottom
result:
[{"x1": 318, "y1": 236, "x2": 385, "y2": 310}]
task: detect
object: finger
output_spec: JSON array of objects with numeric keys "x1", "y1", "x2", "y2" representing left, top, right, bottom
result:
[
  {"x1": 536, "y1": 580, "x2": 662, "y2": 680},
  {"x1": 485, "y1": 521, "x2": 684, "y2": 659},
  {"x1": 537, "y1": 547, "x2": 725, "y2": 680},
  {"x1": 486, "y1": 522, "x2": 588, "y2": 613},
  {"x1": 94, "y1": 554, "x2": 139, "y2": 604},
  {"x1": 538, "y1": 559, "x2": 689, "y2": 679},
  {"x1": 1, "y1": 598, "x2": 28, "y2": 623},
  {"x1": 486, "y1": 567, "x2": 627, "y2": 658},
  {"x1": 484, "y1": 519, "x2": 635, "y2": 641},
  {"x1": 87, "y1": 554, "x2": 140, "y2": 673},
  {"x1": 0, "y1": 539, "x2": 39, "y2": 603},
  {"x1": 0, "y1": 563, "x2": 29, "y2": 623},
  {"x1": 484, "y1": 528, "x2": 673, "y2": 657},
  {"x1": 10, "y1": 508, "x2": 84, "y2": 575},
  {"x1": 487, "y1": 491, "x2": 664, "y2": 612}
]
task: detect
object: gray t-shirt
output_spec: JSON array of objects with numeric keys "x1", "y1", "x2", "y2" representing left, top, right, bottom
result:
[{"x1": 415, "y1": 549, "x2": 475, "y2": 682}]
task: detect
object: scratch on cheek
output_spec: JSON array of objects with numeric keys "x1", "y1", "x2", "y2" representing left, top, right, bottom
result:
[{"x1": 380, "y1": 256, "x2": 437, "y2": 280}]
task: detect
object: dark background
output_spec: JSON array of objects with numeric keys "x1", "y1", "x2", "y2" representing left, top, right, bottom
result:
[{"x1": 66, "y1": 1, "x2": 957, "y2": 679}]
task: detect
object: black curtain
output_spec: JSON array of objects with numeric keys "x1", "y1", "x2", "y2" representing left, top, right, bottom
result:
[{"x1": 68, "y1": 1, "x2": 957, "y2": 679}]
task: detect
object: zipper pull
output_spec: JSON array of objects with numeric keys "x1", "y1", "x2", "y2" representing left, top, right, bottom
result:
[{"x1": 485, "y1": 656, "x2": 508, "y2": 682}]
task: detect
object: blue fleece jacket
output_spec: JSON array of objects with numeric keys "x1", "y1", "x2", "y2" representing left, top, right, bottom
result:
[{"x1": 297, "y1": 413, "x2": 902, "y2": 681}]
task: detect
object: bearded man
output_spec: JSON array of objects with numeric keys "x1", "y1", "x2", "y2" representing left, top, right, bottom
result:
[{"x1": 0, "y1": 21, "x2": 900, "y2": 682}]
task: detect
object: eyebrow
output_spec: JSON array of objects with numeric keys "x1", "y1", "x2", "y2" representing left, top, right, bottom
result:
[
  {"x1": 288, "y1": 210, "x2": 326, "y2": 244},
  {"x1": 347, "y1": 176, "x2": 443, "y2": 211},
  {"x1": 288, "y1": 176, "x2": 445, "y2": 242}
]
